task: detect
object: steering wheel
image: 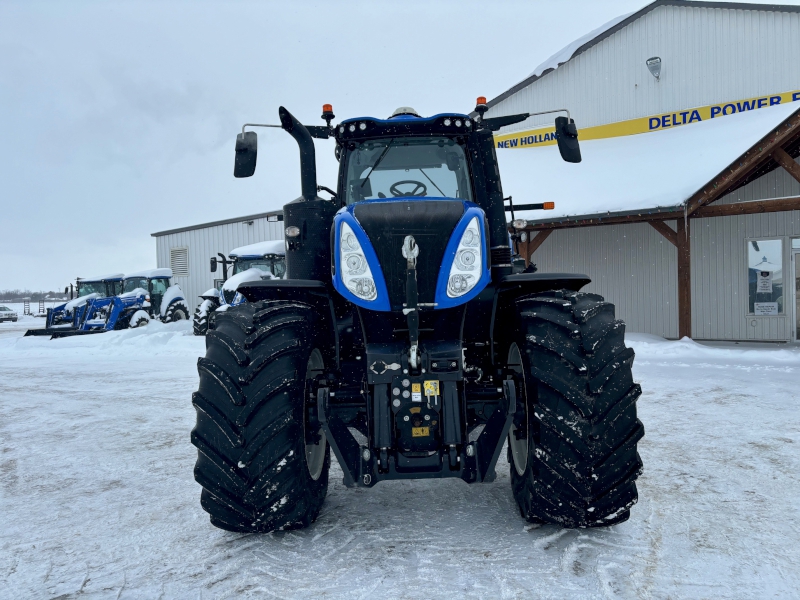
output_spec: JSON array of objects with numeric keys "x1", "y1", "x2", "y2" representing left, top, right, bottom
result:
[{"x1": 390, "y1": 180, "x2": 427, "y2": 197}]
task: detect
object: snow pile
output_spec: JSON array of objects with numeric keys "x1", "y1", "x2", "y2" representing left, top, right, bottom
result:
[
  {"x1": 229, "y1": 239, "x2": 285, "y2": 258},
  {"x1": 528, "y1": 11, "x2": 634, "y2": 80},
  {"x1": 0, "y1": 318, "x2": 197, "y2": 356},
  {"x1": 123, "y1": 267, "x2": 173, "y2": 279},
  {"x1": 498, "y1": 102, "x2": 800, "y2": 220},
  {"x1": 222, "y1": 267, "x2": 273, "y2": 292}
]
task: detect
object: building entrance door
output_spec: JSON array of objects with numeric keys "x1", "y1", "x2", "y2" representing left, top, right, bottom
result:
[{"x1": 793, "y1": 247, "x2": 800, "y2": 342}]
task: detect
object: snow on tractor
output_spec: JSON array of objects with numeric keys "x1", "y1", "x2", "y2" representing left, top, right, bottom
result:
[
  {"x1": 193, "y1": 240, "x2": 286, "y2": 336},
  {"x1": 111, "y1": 268, "x2": 190, "y2": 329},
  {"x1": 26, "y1": 270, "x2": 188, "y2": 338},
  {"x1": 26, "y1": 273, "x2": 124, "y2": 337},
  {"x1": 191, "y1": 100, "x2": 643, "y2": 533}
]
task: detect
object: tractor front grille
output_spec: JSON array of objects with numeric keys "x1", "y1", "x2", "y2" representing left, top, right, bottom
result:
[
  {"x1": 222, "y1": 289, "x2": 236, "y2": 305},
  {"x1": 354, "y1": 200, "x2": 464, "y2": 311}
]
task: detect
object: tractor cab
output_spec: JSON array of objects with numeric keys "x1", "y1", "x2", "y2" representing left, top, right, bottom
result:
[
  {"x1": 76, "y1": 274, "x2": 124, "y2": 299},
  {"x1": 120, "y1": 268, "x2": 175, "y2": 315}
]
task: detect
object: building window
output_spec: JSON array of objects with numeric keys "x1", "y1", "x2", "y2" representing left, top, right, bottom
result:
[
  {"x1": 747, "y1": 239, "x2": 783, "y2": 315},
  {"x1": 170, "y1": 247, "x2": 189, "y2": 277}
]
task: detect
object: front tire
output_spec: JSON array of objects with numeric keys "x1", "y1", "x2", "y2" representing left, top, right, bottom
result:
[
  {"x1": 508, "y1": 290, "x2": 644, "y2": 528},
  {"x1": 191, "y1": 300, "x2": 330, "y2": 533}
]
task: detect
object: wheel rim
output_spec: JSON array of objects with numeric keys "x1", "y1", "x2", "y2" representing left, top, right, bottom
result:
[
  {"x1": 507, "y1": 342, "x2": 528, "y2": 476},
  {"x1": 173, "y1": 309, "x2": 186, "y2": 321},
  {"x1": 304, "y1": 349, "x2": 327, "y2": 481}
]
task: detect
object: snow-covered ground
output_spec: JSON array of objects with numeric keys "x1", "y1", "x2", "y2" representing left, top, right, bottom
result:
[{"x1": 1, "y1": 324, "x2": 799, "y2": 598}]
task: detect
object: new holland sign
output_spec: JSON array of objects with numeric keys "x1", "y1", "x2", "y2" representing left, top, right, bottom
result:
[{"x1": 494, "y1": 89, "x2": 800, "y2": 149}]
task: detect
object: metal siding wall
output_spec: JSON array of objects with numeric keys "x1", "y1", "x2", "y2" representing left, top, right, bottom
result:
[
  {"x1": 489, "y1": 5, "x2": 800, "y2": 132},
  {"x1": 531, "y1": 222, "x2": 678, "y2": 338},
  {"x1": 154, "y1": 217, "x2": 283, "y2": 312}
]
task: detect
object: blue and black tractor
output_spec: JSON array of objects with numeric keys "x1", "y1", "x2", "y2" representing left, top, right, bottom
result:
[
  {"x1": 191, "y1": 100, "x2": 644, "y2": 533},
  {"x1": 111, "y1": 268, "x2": 190, "y2": 329},
  {"x1": 26, "y1": 273, "x2": 124, "y2": 336},
  {"x1": 193, "y1": 240, "x2": 286, "y2": 335}
]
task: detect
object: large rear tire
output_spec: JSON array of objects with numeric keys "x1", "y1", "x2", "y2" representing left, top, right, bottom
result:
[
  {"x1": 191, "y1": 300, "x2": 330, "y2": 533},
  {"x1": 164, "y1": 301, "x2": 189, "y2": 323},
  {"x1": 507, "y1": 290, "x2": 644, "y2": 527}
]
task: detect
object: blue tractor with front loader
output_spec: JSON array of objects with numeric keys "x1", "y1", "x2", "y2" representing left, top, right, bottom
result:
[
  {"x1": 26, "y1": 273, "x2": 124, "y2": 337},
  {"x1": 191, "y1": 100, "x2": 644, "y2": 533}
]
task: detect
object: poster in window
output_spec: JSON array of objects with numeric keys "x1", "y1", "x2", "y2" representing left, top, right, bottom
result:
[
  {"x1": 756, "y1": 271, "x2": 772, "y2": 293},
  {"x1": 754, "y1": 302, "x2": 778, "y2": 315}
]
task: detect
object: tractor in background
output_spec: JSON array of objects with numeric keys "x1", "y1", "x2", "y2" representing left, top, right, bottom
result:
[
  {"x1": 26, "y1": 273, "x2": 124, "y2": 337},
  {"x1": 193, "y1": 240, "x2": 286, "y2": 335}
]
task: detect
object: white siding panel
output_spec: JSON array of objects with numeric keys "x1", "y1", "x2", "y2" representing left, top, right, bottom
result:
[
  {"x1": 488, "y1": 5, "x2": 800, "y2": 133},
  {"x1": 531, "y1": 222, "x2": 679, "y2": 338}
]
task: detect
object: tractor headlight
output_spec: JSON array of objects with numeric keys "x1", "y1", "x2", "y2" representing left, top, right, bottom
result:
[
  {"x1": 447, "y1": 217, "x2": 482, "y2": 298},
  {"x1": 340, "y1": 221, "x2": 377, "y2": 301}
]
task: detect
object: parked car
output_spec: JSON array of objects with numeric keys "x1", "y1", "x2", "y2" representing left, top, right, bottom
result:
[{"x1": 0, "y1": 305, "x2": 18, "y2": 323}]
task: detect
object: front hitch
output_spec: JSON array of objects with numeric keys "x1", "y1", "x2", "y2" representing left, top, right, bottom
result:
[{"x1": 401, "y1": 235, "x2": 420, "y2": 369}]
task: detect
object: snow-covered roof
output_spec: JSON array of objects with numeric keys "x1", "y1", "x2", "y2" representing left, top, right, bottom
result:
[
  {"x1": 484, "y1": 1, "x2": 800, "y2": 111},
  {"x1": 229, "y1": 240, "x2": 285, "y2": 258},
  {"x1": 77, "y1": 273, "x2": 124, "y2": 282},
  {"x1": 497, "y1": 102, "x2": 800, "y2": 222},
  {"x1": 124, "y1": 268, "x2": 173, "y2": 279},
  {"x1": 528, "y1": 12, "x2": 634, "y2": 81}
]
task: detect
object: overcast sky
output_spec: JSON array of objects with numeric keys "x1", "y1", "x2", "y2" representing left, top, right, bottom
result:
[{"x1": 2, "y1": 0, "x2": 798, "y2": 291}]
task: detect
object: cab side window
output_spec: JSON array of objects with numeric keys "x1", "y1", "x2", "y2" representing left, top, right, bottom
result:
[{"x1": 150, "y1": 279, "x2": 169, "y2": 295}]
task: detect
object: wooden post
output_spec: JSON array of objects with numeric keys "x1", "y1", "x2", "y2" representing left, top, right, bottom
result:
[{"x1": 676, "y1": 217, "x2": 691, "y2": 339}]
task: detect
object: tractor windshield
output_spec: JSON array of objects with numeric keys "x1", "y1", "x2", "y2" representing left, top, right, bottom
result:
[
  {"x1": 233, "y1": 258, "x2": 286, "y2": 278},
  {"x1": 123, "y1": 278, "x2": 148, "y2": 293},
  {"x1": 76, "y1": 281, "x2": 107, "y2": 297},
  {"x1": 344, "y1": 137, "x2": 473, "y2": 204}
]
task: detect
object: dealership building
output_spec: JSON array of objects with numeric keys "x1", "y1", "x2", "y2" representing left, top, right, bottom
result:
[
  {"x1": 487, "y1": 0, "x2": 800, "y2": 342},
  {"x1": 152, "y1": 0, "x2": 800, "y2": 343}
]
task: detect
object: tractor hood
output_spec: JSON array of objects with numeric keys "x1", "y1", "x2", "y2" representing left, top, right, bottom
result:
[{"x1": 333, "y1": 198, "x2": 490, "y2": 312}]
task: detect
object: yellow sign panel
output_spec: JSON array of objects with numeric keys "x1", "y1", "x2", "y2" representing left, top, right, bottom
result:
[
  {"x1": 412, "y1": 383, "x2": 421, "y2": 393},
  {"x1": 409, "y1": 406, "x2": 421, "y2": 414},
  {"x1": 412, "y1": 427, "x2": 430, "y2": 437},
  {"x1": 423, "y1": 380, "x2": 440, "y2": 397},
  {"x1": 493, "y1": 89, "x2": 800, "y2": 149}
]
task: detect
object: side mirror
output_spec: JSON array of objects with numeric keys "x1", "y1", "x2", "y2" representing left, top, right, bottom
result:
[
  {"x1": 210, "y1": 257, "x2": 217, "y2": 273},
  {"x1": 64, "y1": 286, "x2": 68, "y2": 294},
  {"x1": 234, "y1": 131, "x2": 258, "y2": 178},
  {"x1": 554, "y1": 116, "x2": 582, "y2": 163}
]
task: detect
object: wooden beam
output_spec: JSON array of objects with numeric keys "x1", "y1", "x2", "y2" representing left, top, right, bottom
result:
[
  {"x1": 677, "y1": 218, "x2": 691, "y2": 339},
  {"x1": 649, "y1": 221, "x2": 677, "y2": 247},
  {"x1": 685, "y1": 110, "x2": 800, "y2": 215},
  {"x1": 527, "y1": 229, "x2": 553, "y2": 256},
  {"x1": 692, "y1": 195, "x2": 800, "y2": 218},
  {"x1": 526, "y1": 210, "x2": 685, "y2": 231},
  {"x1": 772, "y1": 147, "x2": 800, "y2": 185}
]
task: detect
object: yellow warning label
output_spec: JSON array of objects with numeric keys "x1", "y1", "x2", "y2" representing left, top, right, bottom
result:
[
  {"x1": 412, "y1": 383, "x2": 421, "y2": 393},
  {"x1": 409, "y1": 407, "x2": 421, "y2": 414},
  {"x1": 412, "y1": 427, "x2": 430, "y2": 437},
  {"x1": 424, "y1": 380, "x2": 440, "y2": 396}
]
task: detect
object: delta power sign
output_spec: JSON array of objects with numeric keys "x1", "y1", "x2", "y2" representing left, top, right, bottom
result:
[{"x1": 494, "y1": 89, "x2": 800, "y2": 149}]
